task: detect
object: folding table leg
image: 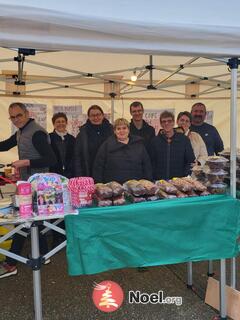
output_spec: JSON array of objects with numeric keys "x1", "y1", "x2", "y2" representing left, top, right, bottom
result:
[{"x1": 31, "y1": 224, "x2": 43, "y2": 320}]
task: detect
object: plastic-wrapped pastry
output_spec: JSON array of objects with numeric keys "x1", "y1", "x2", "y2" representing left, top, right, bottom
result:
[
  {"x1": 157, "y1": 189, "x2": 177, "y2": 199},
  {"x1": 123, "y1": 180, "x2": 146, "y2": 196},
  {"x1": 97, "y1": 199, "x2": 113, "y2": 207},
  {"x1": 95, "y1": 183, "x2": 113, "y2": 199},
  {"x1": 207, "y1": 182, "x2": 227, "y2": 194},
  {"x1": 106, "y1": 181, "x2": 124, "y2": 197},
  {"x1": 181, "y1": 177, "x2": 207, "y2": 192},
  {"x1": 199, "y1": 190, "x2": 211, "y2": 196},
  {"x1": 170, "y1": 178, "x2": 193, "y2": 193},
  {"x1": 176, "y1": 190, "x2": 188, "y2": 198},
  {"x1": 205, "y1": 169, "x2": 227, "y2": 184},
  {"x1": 145, "y1": 195, "x2": 159, "y2": 201},
  {"x1": 155, "y1": 180, "x2": 178, "y2": 194},
  {"x1": 186, "y1": 190, "x2": 199, "y2": 197},
  {"x1": 113, "y1": 195, "x2": 126, "y2": 206},
  {"x1": 139, "y1": 179, "x2": 158, "y2": 195},
  {"x1": 206, "y1": 156, "x2": 228, "y2": 170}
]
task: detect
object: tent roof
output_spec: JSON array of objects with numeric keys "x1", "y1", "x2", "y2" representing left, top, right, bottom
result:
[{"x1": 1, "y1": 1, "x2": 240, "y2": 56}]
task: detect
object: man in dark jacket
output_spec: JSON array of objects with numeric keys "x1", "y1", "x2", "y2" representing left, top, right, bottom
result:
[
  {"x1": 74, "y1": 105, "x2": 113, "y2": 177},
  {"x1": 190, "y1": 102, "x2": 224, "y2": 156},
  {"x1": 93, "y1": 118, "x2": 152, "y2": 184},
  {"x1": 150, "y1": 111, "x2": 195, "y2": 180},
  {"x1": 129, "y1": 101, "x2": 155, "y2": 150}
]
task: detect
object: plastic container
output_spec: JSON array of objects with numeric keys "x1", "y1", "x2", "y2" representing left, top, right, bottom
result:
[
  {"x1": 205, "y1": 169, "x2": 227, "y2": 184},
  {"x1": 68, "y1": 177, "x2": 95, "y2": 208},
  {"x1": 206, "y1": 156, "x2": 228, "y2": 170},
  {"x1": 207, "y1": 182, "x2": 227, "y2": 195}
]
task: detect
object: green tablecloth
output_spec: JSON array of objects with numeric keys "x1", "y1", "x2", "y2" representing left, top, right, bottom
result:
[{"x1": 65, "y1": 195, "x2": 240, "y2": 276}]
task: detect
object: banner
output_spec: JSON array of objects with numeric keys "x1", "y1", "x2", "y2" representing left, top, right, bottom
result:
[{"x1": 53, "y1": 105, "x2": 84, "y2": 137}]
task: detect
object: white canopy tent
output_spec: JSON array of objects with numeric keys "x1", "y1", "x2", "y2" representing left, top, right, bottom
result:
[
  {"x1": 0, "y1": 1, "x2": 239, "y2": 319},
  {"x1": 0, "y1": 0, "x2": 240, "y2": 56}
]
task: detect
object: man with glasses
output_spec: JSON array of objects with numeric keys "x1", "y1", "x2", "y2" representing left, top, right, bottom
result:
[
  {"x1": 0, "y1": 102, "x2": 56, "y2": 279},
  {"x1": 0, "y1": 102, "x2": 56, "y2": 180},
  {"x1": 129, "y1": 101, "x2": 155, "y2": 150},
  {"x1": 150, "y1": 111, "x2": 195, "y2": 180}
]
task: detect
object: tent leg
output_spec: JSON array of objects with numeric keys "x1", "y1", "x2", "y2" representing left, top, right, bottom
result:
[
  {"x1": 31, "y1": 224, "x2": 43, "y2": 320},
  {"x1": 228, "y1": 57, "x2": 238, "y2": 289},
  {"x1": 187, "y1": 262, "x2": 193, "y2": 289},
  {"x1": 219, "y1": 259, "x2": 227, "y2": 320}
]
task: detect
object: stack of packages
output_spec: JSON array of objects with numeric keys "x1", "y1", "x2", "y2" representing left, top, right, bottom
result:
[
  {"x1": 68, "y1": 177, "x2": 95, "y2": 208},
  {"x1": 28, "y1": 173, "x2": 65, "y2": 215},
  {"x1": 94, "y1": 181, "x2": 125, "y2": 206},
  {"x1": 156, "y1": 177, "x2": 209, "y2": 199},
  {"x1": 204, "y1": 156, "x2": 228, "y2": 194},
  {"x1": 219, "y1": 150, "x2": 240, "y2": 190},
  {"x1": 123, "y1": 179, "x2": 158, "y2": 203}
]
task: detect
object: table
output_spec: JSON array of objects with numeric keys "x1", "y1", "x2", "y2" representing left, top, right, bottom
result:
[
  {"x1": 65, "y1": 195, "x2": 240, "y2": 319},
  {"x1": 65, "y1": 195, "x2": 240, "y2": 275},
  {"x1": 0, "y1": 210, "x2": 77, "y2": 320}
]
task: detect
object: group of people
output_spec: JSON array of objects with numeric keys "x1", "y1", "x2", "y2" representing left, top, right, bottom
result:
[{"x1": 0, "y1": 101, "x2": 224, "y2": 279}]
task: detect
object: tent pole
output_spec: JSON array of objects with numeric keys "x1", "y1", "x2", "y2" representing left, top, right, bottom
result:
[
  {"x1": 110, "y1": 81, "x2": 116, "y2": 123},
  {"x1": 220, "y1": 259, "x2": 227, "y2": 319},
  {"x1": 228, "y1": 57, "x2": 238, "y2": 289}
]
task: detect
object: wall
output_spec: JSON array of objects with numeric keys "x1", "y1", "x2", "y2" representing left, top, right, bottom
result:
[{"x1": 0, "y1": 96, "x2": 237, "y2": 165}]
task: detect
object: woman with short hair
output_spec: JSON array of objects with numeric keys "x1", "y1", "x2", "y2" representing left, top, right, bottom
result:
[
  {"x1": 93, "y1": 118, "x2": 152, "y2": 183},
  {"x1": 49, "y1": 112, "x2": 75, "y2": 178}
]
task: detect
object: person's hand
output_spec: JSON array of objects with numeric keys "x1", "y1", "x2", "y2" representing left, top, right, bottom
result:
[{"x1": 12, "y1": 159, "x2": 30, "y2": 168}]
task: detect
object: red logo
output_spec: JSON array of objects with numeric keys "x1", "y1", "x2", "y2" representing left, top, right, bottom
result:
[{"x1": 92, "y1": 280, "x2": 124, "y2": 313}]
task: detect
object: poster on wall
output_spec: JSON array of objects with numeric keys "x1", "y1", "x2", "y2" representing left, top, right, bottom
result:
[
  {"x1": 11, "y1": 103, "x2": 47, "y2": 134},
  {"x1": 143, "y1": 108, "x2": 175, "y2": 135},
  {"x1": 206, "y1": 111, "x2": 213, "y2": 125},
  {"x1": 53, "y1": 105, "x2": 84, "y2": 137}
]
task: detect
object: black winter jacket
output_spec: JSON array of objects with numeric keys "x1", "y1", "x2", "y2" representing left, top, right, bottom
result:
[
  {"x1": 49, "y1": 131, "x2": 75, "y2": 178},
  {"x1": 150, "y1": 132, "x2": 195, "y2": 180},
  {"x1": 74, "y1": 118, "x2": 113, "y2": 177},
  {"x1": 130, "y1": 119, "x2": 155, "y2": 150},
  {"x1": 93, "y1": 135, "x2": 152, "y2": 184}
]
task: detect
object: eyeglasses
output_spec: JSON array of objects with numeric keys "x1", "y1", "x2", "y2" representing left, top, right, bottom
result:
[
  {"x1": 9, "y1": 113, "x2": 25, "y2": 121},
  {"x1": 161, "y1": 119, "x2": 173, "y2": 124}
]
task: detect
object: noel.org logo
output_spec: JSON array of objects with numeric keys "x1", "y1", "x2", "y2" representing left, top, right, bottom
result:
[{"x1": 92, "y1": 280, "x2": 124, "y2": 313}]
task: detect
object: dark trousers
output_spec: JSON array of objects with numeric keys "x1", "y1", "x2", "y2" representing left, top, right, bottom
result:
[
  {"x1": 52, "y1": 220, "x2": 66, "y2": 248},
  {"x1": 6, "y1": 226, "x2": 48, "y2": 266}
]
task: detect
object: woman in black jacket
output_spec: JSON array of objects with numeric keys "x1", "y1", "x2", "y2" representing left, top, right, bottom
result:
[
  {"x1": 49, "y1": 112, "x2": 75, "y2": 178},
  {"x1": 74, "y1": 105, "x2": 113, "y2": 177},
  {"x1": 93, "y1": 118, "x2": 152, "y2": 184}
]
